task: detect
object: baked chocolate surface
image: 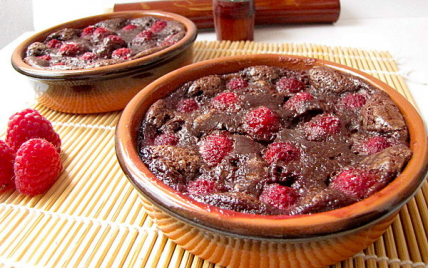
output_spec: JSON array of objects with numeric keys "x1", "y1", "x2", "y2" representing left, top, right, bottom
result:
[
  {"x1": 24, "y1": 17, "x2": 185, "y2": 70},
  {"x1": 138, "y1": 65, "x2": 412, "y2": 215}
]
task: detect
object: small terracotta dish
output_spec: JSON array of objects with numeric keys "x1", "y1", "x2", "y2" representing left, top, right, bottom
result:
[
  {"x1": 11, "y1": 11, "x2": 197, "y2": 114},
  {"x1": 115, "y1": 54, "x2": 428, "y2": 268}
]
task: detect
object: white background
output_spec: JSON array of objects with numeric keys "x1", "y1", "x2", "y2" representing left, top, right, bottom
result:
[{"x1": 1, "y1": 0, "x2": 428, "y2": 49}]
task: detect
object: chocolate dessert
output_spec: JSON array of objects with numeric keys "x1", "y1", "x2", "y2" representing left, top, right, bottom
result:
[
  {"x1": 138, "y1": 65, "x2": 412, "y2": 215},
  {"x1": 24, "y1": 17, "x2": 186, "y2": 70}
]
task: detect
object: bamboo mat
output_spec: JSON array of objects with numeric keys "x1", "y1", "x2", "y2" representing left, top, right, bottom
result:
[{"x1": 1, "y1": 41, "x2": 427, "y2": 268}]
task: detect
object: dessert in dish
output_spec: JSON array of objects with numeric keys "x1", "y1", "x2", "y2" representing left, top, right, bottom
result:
[
  {"x1": 138, "y1": 65, "x2": 412, "y2": 215},
  {"x1": 12, "y1": 11, "x2": 197, "y2": 114},
  {"x1": 23, "y1": 16, "x2": 186, "y2": 70}
]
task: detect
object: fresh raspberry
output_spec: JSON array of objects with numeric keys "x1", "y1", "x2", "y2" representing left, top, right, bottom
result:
[
  {"x1": 93, "y1": 27, "x2": 112, "y2": 39},
  {"x1": 276, "y1": 77, "x2": 305, "y2": 93},
  {"x1": 58, "y1": 43, "x2": 85, "y2": 56},
  {"x1": 14, "y1": 139, "x2": 62, "y2": 196},
  {"x1": 243, "y1": 106, "x2": 280, "y2": 141},
  {"x1": 135, "y1": 30, "x2": 153, "y2": 42},
  {"x1": 211, "y1": 92, "x2": 239, "y2": 111},
  {"x1": 154, "y1": 133, "x2": 179, "y2": 146},
  {"x1": 226, "y1": 77, "x2": 248, "y2": 91},
  {"x1": 150, "y1": 20, "x2": 167, "y2": 33},
  {"x1": 283, "y1": 92, "x2": 314, "y2": 110},
  {"x1": 81, "y1": 52, "x2": 97, "y2": 61},
  {"x1": 341, "y1": 93, "x2": 366, "y2": 109},
  {"x1": 259, "y1": 183, "x2": 298, "y2": 210},
  {"x1": 6, "y1": 108, "x2": 61, "y2": 152},
  {"x1": 329, "y1": 168, "x2": 385, "y2": 200},
  {"x1": 37, "y1": 55, "x2": 51, "y2": 61},
  {"x1": 81, "y1": 26, "x2": 96, "y2": 37},
  {"x1": 304, "y1": 113, "x2": 341, "y2": 141},
  {"x1": 199, "y1": 133, "x2": 234, "y2": 166},
  {"x1": 46, "y1": 39, "x2": 62, "y2": 49},
  {"x1": 187, "y1": 178, "x2": 219, "y2": 195},
  {"x1": 359, "y1": 136, "x2": 391, "y2": 155},
  {"x1": 122, "y1": 24, "x2": 137, "y2": 31},
  {"x1": 263, "y1": 142, "x2": 300, "y2": 164},
  {"x1": 0, "y1": 140, "x2": 15, "y2": 193},
  {"x1": 111, "y1": 48, "x2": 131, "y2": 60},
  {"x1": 176, "y1": 98, "x2": 199, "y2": 113}
]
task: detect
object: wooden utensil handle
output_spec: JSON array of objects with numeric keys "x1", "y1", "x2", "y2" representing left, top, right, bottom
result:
[{"x1": 113, "y1": 0, "x2": 340, "y2": 29}]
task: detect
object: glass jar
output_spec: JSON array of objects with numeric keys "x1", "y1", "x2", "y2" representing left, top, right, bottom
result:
[{"x1": 213, "y1": 0, "x2": 255, "y2": 41}]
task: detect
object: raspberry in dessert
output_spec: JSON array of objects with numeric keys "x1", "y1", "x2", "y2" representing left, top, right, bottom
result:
[
  {"x1": 23, "y1": 16, "x2": 186, "y2": 70},
  {"x1": 138, "y1": 65, "x2": 412, "y2": 215}
]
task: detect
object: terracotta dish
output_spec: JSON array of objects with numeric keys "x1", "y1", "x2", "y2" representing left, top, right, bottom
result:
[
  {"x1": 115, "y1": 54, "x2": 428, "y2": 268},
  {"x1": 11, "y1": 11, "x2": 197, "y2": 114}
]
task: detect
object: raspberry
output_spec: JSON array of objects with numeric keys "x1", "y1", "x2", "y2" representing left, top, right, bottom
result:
[
  {"x1": 341, "y1": 93, "x2": 366, "y2": 109},
  {"x1": 150, "y1": 20, "x2": 167, "y2": 33},
  {"x1": 211, "y1": 92, "x2": 239, "y2": 111},
  {"x1": 276, "y1": 77, "x2": 305, "y2": 93},
  {"x1": 161, "y1": 34, "x2": 178, "y2": 46},
  {"x1": 199, "y1": 133, "x2": 234, "y2": 166},
  {"x1": 227, "y1": 77, "x2": 248, "y2": 91},
  {"x1": 105, "y1": 35, "x2": 126, "y2": 47},
  {"x1": 0, "y1": 140, "x2": 15, "y2": 193},
  {"x1": 243, "y1": 106, "x2": 280, "y2": 141},
  {"x1": 154, "y1": 133, "x2": 179, "y2": 146},
  {"x1": 37, "y1": 55, "x2": 51, "y2": 61},
  {"x1": 14, "y1": 139, "x2": 62, "y2": 196},
  {"x1": 359, "y1": 136, "x2": 391, "y2": 155},
  {"x1": 96, "y1": 35, "x2": 127, "y2": 59},
  {"x1": 81, "y1": 52, "x2": 97, "y2": 61},
  {"x1": 58, "y1": 43, "x2": 85, "y2": 56},
  {"x1": 187, "y1": 178, "x2": 219, "y2": 195},
  {"x1": 176, "y1": 98, "x2": 199, "y2": 113},
  {"x1": 135, "y1": 30, "x2": 153, "y2": 42},
  {"x1": 329, "y1": 168, "x2": 385, "y2": 200},
  {"x1": 81, "y1": 26, "x2": 96, "y2": 37},
  {"x1": 112, "y1": 48, "x2": 132, "y2": 60},
  {"x1": 93, "y1": 27, "x2": 111, "y2": 39},
  {"x1": 263, "y1": 142, "x2": 300, "y2": 164},
  {"x1": 46, "y1": 39, "x2": 62, "y2": 49},
  {"x1": 304, "y1": 113, "x2": 341, "y2": 141},
  {"x1": 122, "y1": 24, "x2": 137, "y2": 31},
  {"x1": 283, "y1": 92, "x2": 314, "y2": 110},
  {"x1": 259, "y1": 183, "x2": 298, "y2": 210},
  {"x1": 6, "y1": 108, "x2": 61, "y2": 152},
  {"x1": 161, "y1": 40, "x2": 176, "y2": 47}
]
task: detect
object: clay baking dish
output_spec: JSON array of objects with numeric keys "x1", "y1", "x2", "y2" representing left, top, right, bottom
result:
[
  {"x1": 115, "y1": 54, "x2": 428, "y2": 268},
  {"x1": 11, "y1": 11, "x2": 197, "y2": 114}
]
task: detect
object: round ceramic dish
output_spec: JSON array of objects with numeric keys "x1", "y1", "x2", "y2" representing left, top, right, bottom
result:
[
  {"x1": 11, "y1": 11, "x2": 197, "y2": 114},
  {"x1": 115, "y1": 54, "x2": 428, "y2": 268}
]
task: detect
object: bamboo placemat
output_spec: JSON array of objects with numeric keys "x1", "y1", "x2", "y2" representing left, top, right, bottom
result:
[{"x1": 0, "y1": 41, "x2": 427, "y2": 268}]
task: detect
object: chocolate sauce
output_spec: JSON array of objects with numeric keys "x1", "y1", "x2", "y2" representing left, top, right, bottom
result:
[{"x1": 139, "y1": 65, "x2": 412, "y2": 216}]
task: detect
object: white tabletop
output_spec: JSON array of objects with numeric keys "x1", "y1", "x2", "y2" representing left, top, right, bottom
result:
[{"x1": 1, "y1": 2, "x2": 427, "y2": 129}]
